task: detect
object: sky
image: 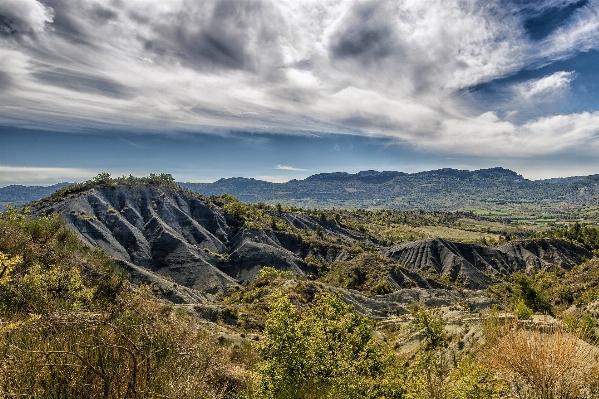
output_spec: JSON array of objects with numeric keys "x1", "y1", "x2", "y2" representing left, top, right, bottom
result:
[{"x1": 1, "y1": 0, "x2": 599, "y2": 186}]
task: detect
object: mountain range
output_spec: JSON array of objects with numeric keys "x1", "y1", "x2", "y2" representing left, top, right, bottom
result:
[
  {"x1": 180, "y1": 167, "x2": 599, "y2": 209},
  {"x1": 3, "y1": 168, "x2": 599, "y2": 211}
]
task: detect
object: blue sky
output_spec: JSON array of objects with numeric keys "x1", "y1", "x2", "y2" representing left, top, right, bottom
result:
[{"x1": 1, "y1": 0, "x2": 599, "y2": 185}]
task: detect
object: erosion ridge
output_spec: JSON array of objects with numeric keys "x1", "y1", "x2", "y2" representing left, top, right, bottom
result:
[{"x1": 30, "y1": 181, "x2": 593, "y2": 313}]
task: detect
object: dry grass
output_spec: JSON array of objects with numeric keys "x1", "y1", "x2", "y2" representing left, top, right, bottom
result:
[
  {"x1": 0, "y1": 293, "x2": 256, "y2": 399},
  {"x1": 483, "y1": 320, "x2": 599, "y2": 399},
  {"x1": 414, "y1": 225, "x2": 500, "y2": 243}
]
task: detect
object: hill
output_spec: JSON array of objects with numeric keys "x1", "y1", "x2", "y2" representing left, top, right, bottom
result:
[
  {"x1": 29, "y1": 176, "x2": 592, "y2": 311},
  {"x1": 5, "y1": 174, "x2": 599, "y2": 397}
]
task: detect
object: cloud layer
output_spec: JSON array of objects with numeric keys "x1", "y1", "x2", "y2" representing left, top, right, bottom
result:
[{"x1": 1, "y1": 0, "x2": 599, "y2": 158}]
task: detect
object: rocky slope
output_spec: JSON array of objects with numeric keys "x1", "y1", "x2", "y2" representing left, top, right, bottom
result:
[
  {"x1": 33, "y1": 184, "x2": 320, "y2": 299},
  {"x1": 31, "y1": 182, "x2": 592, "y2": 309},
  {"x1": 384, "y1": 238, "x2": 591, "y2": 289}
]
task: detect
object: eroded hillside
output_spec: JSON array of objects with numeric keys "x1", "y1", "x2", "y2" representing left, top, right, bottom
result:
[{"x1": 31, "y1": 178, "x2": 592, "y2": 313}]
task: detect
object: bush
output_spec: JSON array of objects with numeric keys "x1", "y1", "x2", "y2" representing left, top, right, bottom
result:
[
  {"x1": 0, "y1": 211, "x2": 255, "y2": 398},
  {"x1": 256, "y1": 292, "x2": 403, "y2": 399},
  {"x1": 483, "y1": 321, "x2": 597, "y2": 399},
  {"x1": 514, "y1": 299, "x2": 533, "y2": 320},
  {"x1": 513, "y1": 271, "x2": 552, "y2": 315},
  {"x1": 410, "y1": 303, "x2": 447, "y2": 351}
]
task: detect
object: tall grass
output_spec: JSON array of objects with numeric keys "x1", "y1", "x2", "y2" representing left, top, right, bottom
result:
[{"x1": 483, "y1": 319, "x2": 598, "y2": 399}]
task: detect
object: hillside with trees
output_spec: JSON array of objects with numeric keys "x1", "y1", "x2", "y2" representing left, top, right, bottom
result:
[{"x1": 2, "y1": 174, "x2": 599, "y2": 398}]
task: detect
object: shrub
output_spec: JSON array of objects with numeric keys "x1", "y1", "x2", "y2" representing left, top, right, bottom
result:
[
  {"x1": 513, "y1": 271, "x2": 553, "y2": 315},
  {"x1": 445, "y1": 357, "x2": 505, "y2": 399},
  {"x1": 410, "y1": 303, "x2": 447, "y2": 351},
  {"x1": 514, "y1": 299, "x2": 533, "y2": 320},
  {"x1": 483, "y1": 321, "x2": 597, "y2": 399},
  {"x1": 256, "y1": 292, "x2": 403, "y2": 399},
  {"x1": 0, "y1": 210, "x2": 254, "y2": 398}
]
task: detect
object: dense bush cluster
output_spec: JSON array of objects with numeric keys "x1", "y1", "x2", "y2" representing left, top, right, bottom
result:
[{"x1": 0, "y1": 209, "x2": 254, "y2": 398}]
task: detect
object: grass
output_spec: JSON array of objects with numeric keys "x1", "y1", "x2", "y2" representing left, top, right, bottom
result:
[{"x1": 482, "y1": 320, "x2": 598, "y2": 398}]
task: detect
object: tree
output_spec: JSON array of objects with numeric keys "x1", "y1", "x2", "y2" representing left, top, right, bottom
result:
[
  {"x1": 410, "y1": 303, "x2": 447, "y2": 351},
  {"x1": 512, "y1": 271, "x2": 552, "y2": 315},
  {"x1": 256, "y1": 292, "x2": 403, "y2": 399},
  {"x1": 92, "y1": 172, "x2": 111, "y2": 184},
  {"x1": 315, "y1": 225, "x2": 323, "y2": 237}
]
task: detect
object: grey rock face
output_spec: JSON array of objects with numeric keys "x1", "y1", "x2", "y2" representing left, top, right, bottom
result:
[
  {"x1": 384, "y1": 238, "x2": 592, "y2": 289},
  {"x1": 34, "y1": 185, "x2": 316, "y2": 296}
]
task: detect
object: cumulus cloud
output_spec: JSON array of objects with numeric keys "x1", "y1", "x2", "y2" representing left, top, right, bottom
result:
[{"x1": 0, "y1": 0, "x2": 599, "y2": 158}]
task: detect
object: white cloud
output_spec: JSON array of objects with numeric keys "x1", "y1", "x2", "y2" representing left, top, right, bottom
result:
[
  {"x1": 0, "y1": 166, "x2": 95, "y2": 186},
  {"x1": 1, "y1": 0, "x2": 599, "y2": 161},
  {"x1": 0, "y1": 0, "x2": 53, "y2": 33},
  {"x1": 432, "y1": 111, "x2": 599, "y2": 157},
  {"x1": 275, "y1": 165, "x2": 308, "y2": 171},
  {"x1": 515, "y1": 71, "x2": 575, "y2": 100}
]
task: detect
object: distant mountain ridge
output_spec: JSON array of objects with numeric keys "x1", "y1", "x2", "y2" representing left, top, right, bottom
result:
[
  {"x1": 2, "y1": 167, "x2": 599, "y2": 211},
  {"x1": 179, "y1": 167, "x2": 599, "y2": 210},
  {"x1": 0, "y1": 182, "x2": 73, "y2": 210}
]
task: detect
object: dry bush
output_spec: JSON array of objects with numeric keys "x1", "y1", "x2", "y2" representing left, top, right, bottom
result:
[
  {"x1": 483, "y1": 320, "x2": 599, "y2": 399},
  {"x1": 0, "y1": 293, "x2": 255, "y2": 399},
  {"x1": 0, "y1": 211, "x2": 256, "y2": 398}
]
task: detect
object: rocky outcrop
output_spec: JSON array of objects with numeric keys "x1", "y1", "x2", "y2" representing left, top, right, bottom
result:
[
  {"x1": 34, "y1": 185, "x2": 316, "y2": 296},
  {"x1": 384, "y1": 238, "x2": 592, "y2": 289}
]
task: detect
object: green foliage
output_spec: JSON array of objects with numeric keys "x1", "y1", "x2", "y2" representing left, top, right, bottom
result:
[
  {"x1": 256, "y1": 292, "x2": 401, "y2": 399},
  {"x1": 322, "y1": 252, "x2": 404, "y2": 295},
  {"x1": 92, "y1": 171, "x2": 111, "y2": 184},
  {"x1": 410, "y1": 303, "x2": 447, "y2": 351},
  {"x1": 544, "y1": 222, "x2": 599, "y2": 250},
  {"x1": 512, "y1": 271, "x2": 553, "y2": 315},
  {"x1": 315, "y1": 224, "x2": 323, "y2": 237},
  {"x1": 0, "y1": 211, "x2": 254, "y2": 397},
  {"x1": 0, "y1": 207, "x2": 122, "y2": 315},
  {"x1": 258, "y1": 266, "x2": 293, "y2": 281},
  {"x1": 564, "y1": 313, "x2": 598, "y2": 343},
  {"x1": 513, "y1": 299, "x2": 533, "y2": 320},
  {"x1": 219, "y1": 194, "x2": 288, "y2": 231},
  {"x1": 446, "y1": 357, "x2": 505, "y2": 399},
  {"x1": 0, "y1": 252, "x2": 20, "y2": 286},
  {"x1": 372, "y1": 280, "x2": 394, "y2": 295},
  {"x1": 482, "y1": 306, "x2": 501, "y2": 344},
  {"x1": 402, "y1": 352, "x2": 504, "y2": 399}
]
